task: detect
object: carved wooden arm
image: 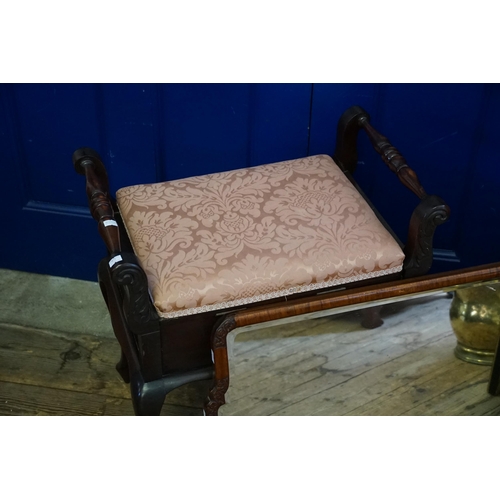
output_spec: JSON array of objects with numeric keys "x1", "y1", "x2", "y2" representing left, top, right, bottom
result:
[
  {"x1": 73, "y1": 148, "x2": 159, "y2": 335},
  {"x1": 72, "y1": 147, "x2": 121, "y2": 258},
  {"x1": 359, "y1": 119, "x2": 427, "y2": 200},
  {"x1": 333, "y1": 105, "x2": 428, "y2": 199},
  {"x1": 333, "y1": 106, "x2": 451, "y2": 278}
]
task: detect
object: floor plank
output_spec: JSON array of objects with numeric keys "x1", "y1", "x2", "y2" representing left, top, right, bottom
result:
[
  {"x1": 0, "y1": 380, "x2": 201, "y2": 416},
  {"x1": 2, "y1": 292, "x2": 499, "y2": 416},
  {"x1": 0, "y1": 323, "x2": 206, "y2": 413}
]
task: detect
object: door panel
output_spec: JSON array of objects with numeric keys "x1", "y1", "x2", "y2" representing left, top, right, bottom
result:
[
  {"x1": 454, "y1": 84, "x2": 500, "y2": 267},
  {"x1": 0, "y1": 83, "x2": 312, "y2": 281},
  {"x1": 161, "y1": 84, "x2": 312, "y2": 180},
  {"x1": 13, "y1": 84, "x2": 103, "y2": 206}
]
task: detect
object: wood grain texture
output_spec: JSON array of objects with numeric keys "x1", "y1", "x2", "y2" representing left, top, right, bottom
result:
[
  {"x1": 2, "y1": 293, "x2": 500, "y2": 416},
  {"x1": 234, "y1": 263, "x2": 500, "y2": 329},
  {"x1": 0, "y1": 323, "x2": 206, "y2": 414},
  {"x1": 0, "y1": 380, "x2": 201, "y2": 416}
]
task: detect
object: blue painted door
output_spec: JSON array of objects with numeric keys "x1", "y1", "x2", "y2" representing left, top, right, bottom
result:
[
  {"x1": 0, "y1": 84, "x2": 312, "y2": 281},
  {"x1": 1, "y1": 83, "x2": 499, "y2": 281}
]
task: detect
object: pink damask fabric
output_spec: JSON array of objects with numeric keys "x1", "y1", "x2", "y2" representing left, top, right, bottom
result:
[{"x1": 116, "y1": 155, "x2": 405, "y2": 318}]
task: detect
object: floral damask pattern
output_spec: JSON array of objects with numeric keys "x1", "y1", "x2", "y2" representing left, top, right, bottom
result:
[{"x1": 116, "y1": 155, "x2": 405, "y2": 318}]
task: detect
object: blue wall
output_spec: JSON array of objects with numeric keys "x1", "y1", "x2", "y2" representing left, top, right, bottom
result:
[{"x1": 1, "y1": 83, "x2": 499, "y2": 281}]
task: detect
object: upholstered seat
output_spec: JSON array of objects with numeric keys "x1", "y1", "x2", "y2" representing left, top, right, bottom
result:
[
  {"x1": 116, "y1": 154, "x2": 405, "y2": 319},
  {"x1": 74, "y1": 105, "x2": 452, "y2": 416}
]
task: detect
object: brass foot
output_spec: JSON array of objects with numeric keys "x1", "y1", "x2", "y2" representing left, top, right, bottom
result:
[{"x1": 454, "y1": 342, "x2": 495, "y2": 366}]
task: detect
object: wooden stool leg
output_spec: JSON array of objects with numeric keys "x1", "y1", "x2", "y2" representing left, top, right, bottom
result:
[
  {"x1": 131, "y1": 368, "x2": 215, "y2": 416},
  {"x1": 130, "y1": 372, "x2": 166, "y2": 416},
  {"x1": 204, "y1": 316, "x2": 236, "y2": 416},
  {"x1": 205, "y1": 377, "x2": 230, "y2": 416},
  {"x1": 361, "y1": 306, "x2": 384, "y2": 329},
  {"x1": 116, "y1": 349, "x2": 130, "y2": 383},
  {"x1": 488, "y1": 338, "x2": 500, "y2": 396}
]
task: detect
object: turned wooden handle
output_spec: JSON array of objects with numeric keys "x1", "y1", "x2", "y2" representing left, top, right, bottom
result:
[
  {"x1": 73, "y1": 147, "x2": 121, "y2": 256},
  {"x1": 359, "y1": 117, "x2": 427, "y2": 199}
]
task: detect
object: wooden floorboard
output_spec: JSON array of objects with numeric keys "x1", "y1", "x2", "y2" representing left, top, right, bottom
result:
[
  {"x1": 0, "y1": 380, "x2": 201, "y2": 416},
  {"x1": 0, "y1": 323, "x2": 205, "y2": 416},
  {"x1": 1, "y1": 293, "x2": 499, "y2": 416}
]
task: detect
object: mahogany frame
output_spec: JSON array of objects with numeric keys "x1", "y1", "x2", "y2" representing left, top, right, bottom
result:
[{"x1": 73, "y1": 105, "x2": 457, "y2": 416}]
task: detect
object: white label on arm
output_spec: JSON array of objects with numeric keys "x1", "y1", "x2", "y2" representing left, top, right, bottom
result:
[
  {"x1": 103, "y1": 220, "x2": 118, "y2": 227},
  {"x1": 109, "y1": 255, "x2": 123, "y2": 268}
]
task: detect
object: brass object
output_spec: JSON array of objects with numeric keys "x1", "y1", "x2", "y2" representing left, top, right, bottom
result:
[{"x1": 450, "y1": 284, "x2": 500, "y2": 365}]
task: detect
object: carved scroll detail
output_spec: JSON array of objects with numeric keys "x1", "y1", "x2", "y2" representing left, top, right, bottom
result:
[
  {"x1": 403, "y1": 195, "x2": 451, "y2": 278},
  {"x1": 112, "y1": 261, "x2": 159, "y2": 333},
  {"x1": 203, "y1": 315, "x2": 237, "y2": 416},
  {"x1": 213, "y1": 315, "x2": 237, "y2": 349},
  {"x1": 204, "y1": 377, "x2": 230, "y2": 416}
]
